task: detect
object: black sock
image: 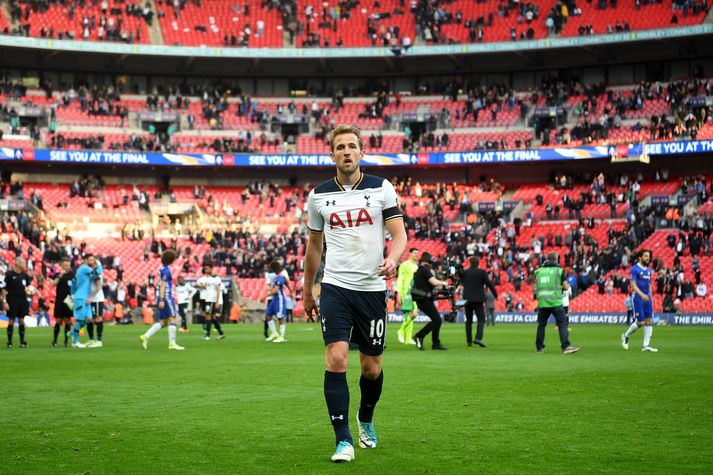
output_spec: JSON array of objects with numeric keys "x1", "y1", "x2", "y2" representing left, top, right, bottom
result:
[
  {"x1": 18, "y1": 324, "x2": 25, "y2": 344},
  {"x1": 87, "y1": 322, "x2": 95, "y2": 340},
  {"x1": 358, "y1": 370, "x2": 383, "y2": 424},
  {"x1": 7, "y1": 324, "x2": 13, "y2": 345},
  {"x1": 53, "y1": 323, "x2": 61, "y2": 344},
  {"x1": 64, "y1": 324, "x2": 71, "y2": 344},
  {"x1": 324, "y1": 371, "x2": 352, "y2": 445},
  {"x1": 264, "y1": 320, "x2": 268, "y2": 337},
  {"x1": 213, "y1": 318, "x2": 223, "y2": 335},
  {"x1": 205, "y1": 320, "x2": 212, "y2": 336},
  {"x1": 97, "y1": 322, "x2": 104, "y2": 341}
]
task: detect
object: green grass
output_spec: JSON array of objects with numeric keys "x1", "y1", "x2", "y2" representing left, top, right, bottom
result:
[{"x1": 2, "y1": 323, "x2": 712, "y2": 474}]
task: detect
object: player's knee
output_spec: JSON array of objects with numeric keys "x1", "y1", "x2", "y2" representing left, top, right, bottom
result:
[
  {"x1": 325, "y1": 345, "x2": 348, "y2": 371},
  {"x1": 361, "y1": 362, "x2": 382, "y2": 380}
]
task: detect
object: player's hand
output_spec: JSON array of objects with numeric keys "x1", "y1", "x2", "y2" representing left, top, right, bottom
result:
[
  {"x1": 395, "y1": 296, "x2": 401, "y2": 307},
  {"x1": 304, "y1": 293, "x2": 319, "y2": 319},
  {"x1": 642, "y1": 295, "x2": 650, "y2": 302},
  {"x1": 3, "y1": 302, "x2": 8, "y2": 312},
  {"x1": 158, "y1": 300, "x2": 165, "y2": 309},
  {"x1": 378, "y1": 257, "x2": 397, "y2": 279}
]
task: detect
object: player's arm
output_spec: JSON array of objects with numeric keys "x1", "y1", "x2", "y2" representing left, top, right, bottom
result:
[
  {"x1": 380, "y1": 180, "x2": 407, "y2": 278},
  {"x1": 304, "y1": 190, "x2": 324, "y2": 319},
  {"x1": 381, "y1": 218, "x2": 407, "y2": 279},
  {"x1": 158, "y1": 277, "x2": 167, "y2": 308},
  {"x1": 631, "y1": 279, "x2": 649, "y2": 301},
  {"x1": 303, "y1": 230, "x2": 323, "y2": 318},
  {"x1": 88, "y1": 276, "x2": 101, "y2": 302}
]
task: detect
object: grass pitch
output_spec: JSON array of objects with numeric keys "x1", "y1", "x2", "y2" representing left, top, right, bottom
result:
[{"x1": 2, "y1": 323, "x2": 712, "y2": 474}]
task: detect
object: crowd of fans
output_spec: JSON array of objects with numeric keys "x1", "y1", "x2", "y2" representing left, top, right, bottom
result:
[
  {"x1": 0, "y1": 166, "x2": 711, "y2": 323},
  {"x1": 5, "y1": 0, "x2": 152, "y2": 43}
]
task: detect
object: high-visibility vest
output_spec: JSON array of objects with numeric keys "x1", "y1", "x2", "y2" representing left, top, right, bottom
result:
[{"x1": 535, "y1": 266, "x2": 564, "y2": 307}]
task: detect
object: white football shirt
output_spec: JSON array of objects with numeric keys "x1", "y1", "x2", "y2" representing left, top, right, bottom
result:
[{"x1": 307, "y1": 173, "x2": 403, "y2": 292}]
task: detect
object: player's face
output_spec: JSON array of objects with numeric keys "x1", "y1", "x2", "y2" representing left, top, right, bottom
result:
[
  {"x1": 86, "y1": 256, "x2": 96, "y2": 268},
  {"x1": 178, "y1": 277, "x2": 185, "y2": 284},
  {"x1": 640, "y1": 252, "x2": 651, "y2": 266},
  {"x1": 15, "y1": 258, "x2": 26, "y2": 271},
  {"x1": 331, "y1": 133, "x2": 363, "y2": 177},
  {"x1": 60, "y1": 261, "x2": 70, "y2": 272},
  {"x1": 409, "y1": 250, "x2": 419, "y2": 261}
]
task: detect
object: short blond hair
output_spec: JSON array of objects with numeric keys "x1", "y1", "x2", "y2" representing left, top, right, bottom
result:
[{"x1": 329, "y1": 124, "x2": 364, "y2": 153}]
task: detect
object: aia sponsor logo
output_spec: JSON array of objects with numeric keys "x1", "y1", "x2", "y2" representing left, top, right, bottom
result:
[
  {"x1": 329, "y1": 209, "x2": 374, "y2": 229},
  {"x1": 23, "y1": 149, "x2": 35, "y2": 160}
]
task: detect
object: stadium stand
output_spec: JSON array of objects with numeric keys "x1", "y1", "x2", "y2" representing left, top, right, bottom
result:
[
  {"x1": 156, "y1": 0, "x2": 283, "y2": 47},
  {"x1": 7, "y1": 0, "x2": 151, "y2": 43},
  {"x1": 2, "y1": 0, "x2": 708, "y2": 46}
]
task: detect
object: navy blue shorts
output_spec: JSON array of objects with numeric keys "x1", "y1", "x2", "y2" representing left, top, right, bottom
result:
[
  {"x1": 633, "y1": 296, "x2": 653, "y2": 322},
  {"x1": 319, "y1": 283, "x2": 387, "y2": 356},
  {"x1": 158, "y1": 300, "x2": 177, "y2": 320}
]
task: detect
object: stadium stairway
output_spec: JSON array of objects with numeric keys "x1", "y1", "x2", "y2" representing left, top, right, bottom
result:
[{"x1": 145, "y1": 0, "x2": 165, "y2": 45}]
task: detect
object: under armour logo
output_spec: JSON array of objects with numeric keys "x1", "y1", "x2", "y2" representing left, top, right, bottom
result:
[
  {"x1": 331, "y1": 414, "x2": 344, "y2": 421},
  {"x1": 364, "y1": 195, "x2": 371, "y2": 207},
  {"x1": 321, "y1": 316, "x2": 326, "y2": 331},
  {"x1": 372, "y1": 338, "x2": 382, "y2": 345},
  {"x1": 326, "y1": 200, "x2": 336, "y2": 206}
]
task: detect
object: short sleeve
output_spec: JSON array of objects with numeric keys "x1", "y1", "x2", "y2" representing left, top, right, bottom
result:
[
  {"x1": 381, "y1": 179, "x2": 403, "y2": 222},
  {"x1": 630, "y1": 266, "x2": 637, "y2": 281},
  {"x1": 307, "y1": 190, "x2": 324, "y2": 232}
]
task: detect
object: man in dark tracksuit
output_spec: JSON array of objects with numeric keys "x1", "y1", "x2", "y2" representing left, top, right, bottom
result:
[
  {"x1": 411, "y1": 253, "x2": 450, "y2": 351},
  {"x1": 534, "y1": 253, "x2": 580, "y2": 354},
  {"x1": 461, "y1": 256, "x2": 498, "y2": 347}
]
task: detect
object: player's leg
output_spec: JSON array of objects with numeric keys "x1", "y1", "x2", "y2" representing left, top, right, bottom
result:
[
  {"x1": 71, "y1": 318, "x2": 88, "y2": 347},
  {"x1": 404, "y1": 302, "x2": 417, "y2": 344},
  {"x1": 320, "y1": 284, "x2": 355, "y2": 462},
  {"x1": 642, "y1": 301, "x2": 657, "y2": 351},
  {"x1": 203, "y1": 302, "x2": 213, "y2": 339},
  {"x1": 397, "y1": 294, "x2": 413, "y2": 344},
  {"x1": 167, "y1": 304, "x2": 184, "y2": 350},
  {"x1": 212, "y1": 307, "x2": 225, "y2": 339},
  {"x1": 140, "y1": 306, "x2": 165, "y2": 349},
  {"x1": 95, "y1": 303, "x2": 105, "y2": 345},
  {"x1": 86, "y1": 303, "x2": 97, "y2": 344},
  {"x1": 622, "y1": 299, "x2": 645, "y2": 349},
  {"x1": 352, "y1": 291, "x2": 386, "y2": 449},
  {"x1": 357, "y1": 353, "x2": 382, "y2": 449},
  {"x1": 464, "y1": 302, "x2": 474, "y2": 346},
  {"x1": 474, "y1": 302, "x2": 487, "y2": 347},
  {"x1": 273, "y1": 313, "x2": 287, "y2": 342},
  {"x1": 178, "y1": 303, "x2": 188, "y2": 332},
  {"x1": 535, "y1": 307, "x2": 550, "y2": 352}
]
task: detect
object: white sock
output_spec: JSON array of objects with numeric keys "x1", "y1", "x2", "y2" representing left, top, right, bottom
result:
[
  {"x1": 168, "y1": 324, "x2": 177, "y2": 345},
  {"x1": 624, "y1": 322, "x2": 639, "y2": 338},
  {"x1": 643, "y1": 325, "x2": 653, "y2": 347},
  {"x1": 145, "y1": 322, "x2": 163, "y2": 339},
  {"x1": 267, "y1": 320, "x2": 277, "y2": 335},
  {"x1": 279, "y1": 323, "x2": 286, "y2": 338}
]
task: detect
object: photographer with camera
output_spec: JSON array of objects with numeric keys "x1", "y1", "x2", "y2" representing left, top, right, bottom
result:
[
  {"x1": 461, "y1": 256, "x2": 498, "y2": 348},
  {"x1": 410, "y1": 253, "x2": 450, "y2": 351}
]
